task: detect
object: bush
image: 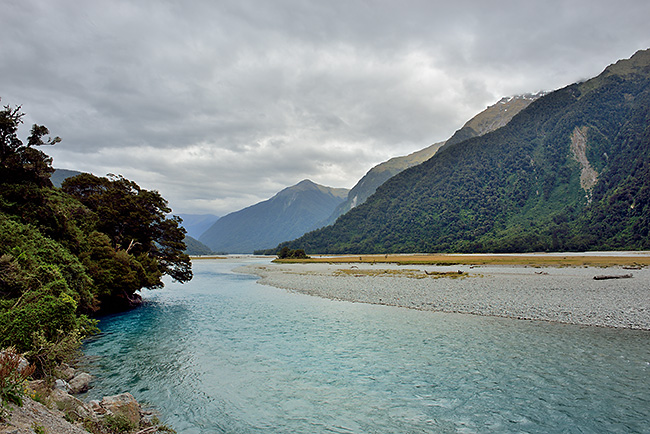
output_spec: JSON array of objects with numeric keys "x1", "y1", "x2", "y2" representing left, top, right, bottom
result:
[
  {"x1": 276, "y1": 247, "x2": 310, "y2": 259},
  {"x1": 0, "y1": 347, "x2": 35, "y2": 417},
  {"x1": 103, "y1": 413, "x2": 138, "y2": 433}
]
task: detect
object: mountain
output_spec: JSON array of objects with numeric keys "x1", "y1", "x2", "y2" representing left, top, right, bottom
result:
[
  {"x1": 177, "y1": 213, "x2": 220, "y2": 239},
  {"x1": 325, "y1": 142, "x2": 445, "y2": 225},
  {"x1": 199, "y1": 180, "x2": 349, "y2": 253},
  {"x1": 280, "y1": 49, "x2": 650, "y2": 253},
  {"x1": 184, "y1": 235, "x2": 214, "y2": 255},
  {"x1": 441, "y1": 92, "x2": 547, "y2": 150},
  {"x1": 51, "y1": 168, "x2": 83, "y2": 187},
  {"x1": 324, "y1": 93, "x2": 543, "y2": 225}
]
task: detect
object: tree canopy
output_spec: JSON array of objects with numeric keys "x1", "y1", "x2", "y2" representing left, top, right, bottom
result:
[{"x1": 0, "y1": 102, "x2": 192, "y2": 373}]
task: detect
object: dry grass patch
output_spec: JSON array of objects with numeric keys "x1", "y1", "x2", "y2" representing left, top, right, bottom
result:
[{"x1": 280, "y1": 253, "x2": 650, "y2": 268}]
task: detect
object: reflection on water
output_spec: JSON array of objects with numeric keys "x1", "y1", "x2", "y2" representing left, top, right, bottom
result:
[{"x1": 82, "y1": 259, "x2": 650, "y2": 433}]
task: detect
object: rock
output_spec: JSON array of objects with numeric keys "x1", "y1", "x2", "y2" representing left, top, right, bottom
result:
[
  {"x1": 68, "y1": 372, "x2": 93, "y2": 394},
  {"x1": 54, "y1": 379, "x2": 71, "y2": 393},
  {"x1": 1, "y1": 396, "x2": 89, "y2": 434},
  {"x1": 56, "y1": 363, "x2": 77, "y2": 382},
  {"x1": 27, "y1": 380, "x2": 49, "y2": 397},
  {"x1": 100, "y1": 393, "x2": 141, "y2": 425},
  {"x1": 49, "y1": 388, "x2": 98, "y2": 423},
  {"x1": 89, "y1": 400, "x2": 106, "y2": 415}
]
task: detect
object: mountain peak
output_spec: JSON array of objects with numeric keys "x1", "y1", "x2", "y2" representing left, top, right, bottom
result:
[
  {"x1": 461, "y1": 92, "x2": 546, "y2": 137},
  {"x1": 199, "y1": 180, "x2": 348, "y2": 253},
  {"x1": 278, "y1": 179, "x2": 348, "y2": 199},
  {"x1": 602, "y1": 48, "x2": 650, "y2": 78}
]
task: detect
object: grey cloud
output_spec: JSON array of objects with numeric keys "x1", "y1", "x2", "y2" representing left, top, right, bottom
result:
[{"x1": 3, "y1": 0, "x2": 650, "y2": 215}]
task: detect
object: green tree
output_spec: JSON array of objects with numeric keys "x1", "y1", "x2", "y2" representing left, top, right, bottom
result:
[
  {"x1": 1, "y1": 101, "x2": 193, "y2": 372},
  {"x1": 0, "y1": 102, "x2": 60, "y2": 186},
  {"x1": 62, "y1": 173, "x2": 192, "y2": 289}
]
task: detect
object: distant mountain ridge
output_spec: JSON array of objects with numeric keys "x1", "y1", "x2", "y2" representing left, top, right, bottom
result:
[
  {"x1": 325, "y1": 92, "x2": 544, "y2": 225},
  {"x1": 199, "y1": 179, "x2": 348, "y2": 253},
  {"x1": 51, "y1": 168, "x2": 83, "y2": 187},
  {"x1": 176, "y1": 214, "x2": 220, "y2": 239},
  {"x1": 279, "y1": 49, "x2": 650, "y2": 253}
]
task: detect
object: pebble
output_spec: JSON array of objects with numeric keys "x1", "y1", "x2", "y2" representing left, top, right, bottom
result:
[{"x1": 239, "y1": 263, "x2": 650, "y2": 330}]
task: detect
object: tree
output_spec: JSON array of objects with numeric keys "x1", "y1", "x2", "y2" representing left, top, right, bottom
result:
[
  {"x1": 277, "y1": 247, "x2": 309, "y2": 259},
  {"x1": 0, "y1": 102, "x2": 60, "y2": 186},
  {"x1": 62, "y1": 173, "x2": 193, "y2": 291},
  {"x1": 0, "y1": 101, "x2": 194, "y2": 373}
]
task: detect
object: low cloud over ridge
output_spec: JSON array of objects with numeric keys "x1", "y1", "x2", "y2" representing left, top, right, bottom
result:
[{"x1": 2, "y1": 0, "x2": 649, "y2": 214}]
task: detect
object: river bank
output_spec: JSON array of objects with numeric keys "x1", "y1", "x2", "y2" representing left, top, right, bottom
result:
[{"x1": 238, "y1": 259, "x2": 650, "y2": 330}]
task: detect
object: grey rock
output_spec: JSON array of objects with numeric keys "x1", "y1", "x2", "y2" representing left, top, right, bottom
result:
[
  {"x1": 54, "y1": 379, "x2": 71, "y2": 393},
  {"x1": 68, "y1": 372, "x2": 93, "y2": 394},
  {"x1": 100, "y1": 393, "x2": 141, "y2": 425},
  {"x1": 56, "y1": 363, "x2": 77, "y2": 382}
]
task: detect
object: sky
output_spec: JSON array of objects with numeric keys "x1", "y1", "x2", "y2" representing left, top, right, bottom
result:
[{"x1": 2, "y1": 0, "x2": 650, "y2": 216}]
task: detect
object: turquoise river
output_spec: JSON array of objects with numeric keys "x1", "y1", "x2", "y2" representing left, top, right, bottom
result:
[{"x1": 81, "y1": 259, "x2": 650, "y2": 433}]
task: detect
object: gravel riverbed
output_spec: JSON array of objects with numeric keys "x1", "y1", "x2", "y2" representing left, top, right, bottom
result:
[{"x1": 237, "y1": 262, "x2": 650, "y2": 330}]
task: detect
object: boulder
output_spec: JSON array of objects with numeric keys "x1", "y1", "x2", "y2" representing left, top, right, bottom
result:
[
  {"x1": 89, "y1": 400, "x2": 107, "y2": 415},
  {"x1": 68, "y1": 372, "x2": 93, "y2": 394},
  {"x1": 100, "y1": 393, "x2": 141, "y2": 425},
  {"x1": 54, "y1": 378, "x2": 71, "y2": 393},
  {"x1": 50, "y1": 388, "x2": 98, "y2": 422},
  {"x1": 56, "y1": 363, "x2": 77, "y2": 382}
]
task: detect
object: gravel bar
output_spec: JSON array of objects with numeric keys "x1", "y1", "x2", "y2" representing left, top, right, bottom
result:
[{"x1": 237, "y1": 262, "x2": 650, "y2": 330}]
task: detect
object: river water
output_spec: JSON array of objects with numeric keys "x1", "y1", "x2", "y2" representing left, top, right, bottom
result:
[{"x1": 82, "y1": 259, "x2": 650, "y2": 433}]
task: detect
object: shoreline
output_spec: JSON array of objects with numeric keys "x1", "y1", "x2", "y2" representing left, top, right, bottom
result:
[{"x1": 238, "y1": 260, "x2": 650, "y2": 330}]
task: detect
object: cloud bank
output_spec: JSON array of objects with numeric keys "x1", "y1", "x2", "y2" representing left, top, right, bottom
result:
[{"x1": 2, "y1": 0, "x2": 649, "y2": 214}]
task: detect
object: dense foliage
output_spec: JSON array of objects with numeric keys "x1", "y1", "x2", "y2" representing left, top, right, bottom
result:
[
  {"x1": 279, "y1": 50, "x2": 650, "y2": 254},
  {"x1": 0, "y1": 102, "x2": 191, "y2": 373},
  {"x1": 276, "y1": 247, "x2": 309, "y2": 259}
]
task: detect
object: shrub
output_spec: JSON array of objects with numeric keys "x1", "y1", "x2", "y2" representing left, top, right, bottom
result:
[
  {"x1": 0, "y1": 347, "x2": 35, "y2": 417},
  {"x1": 276, "y1": 247, "x2": 310, "y2": 259},
  {"x1": 103, "y1": 413, "x2": 138, "y2": 433}
]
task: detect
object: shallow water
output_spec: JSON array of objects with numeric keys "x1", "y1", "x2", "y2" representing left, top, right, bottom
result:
[{"x1": 82, "y1": 259, "x2": 650, "y2": 433}]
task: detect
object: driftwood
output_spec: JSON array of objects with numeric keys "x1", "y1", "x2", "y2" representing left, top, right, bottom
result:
[
  {"x1": 593, "y1": 273, "x2": 633, "y2": 280},
  {"x1": 425, "y1": 270, "x2": 463, "y2": 275}
]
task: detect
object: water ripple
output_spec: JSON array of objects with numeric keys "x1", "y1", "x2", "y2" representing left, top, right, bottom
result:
[{"x1": 82, "y1": 259, "x2": 650, "y2": 433}]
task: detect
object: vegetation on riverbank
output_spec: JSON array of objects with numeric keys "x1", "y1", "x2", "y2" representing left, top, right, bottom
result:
[
  {"x1": 275, "y1": 253, "x2": 650, "y2": 268},
  {"x1": 0, "y1": 102, "x2": 191, "y2": 387}
]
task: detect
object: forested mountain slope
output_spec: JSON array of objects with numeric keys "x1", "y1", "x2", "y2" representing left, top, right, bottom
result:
[
  {"x1": 200, "y1": 180, "x2": 348, "y2": 253},
  {"x1": 184, "y1": 235, "x2": 214, "y2": 255},
  {"x1": 325, "y1": 93, "x2": 543, "y2": 225},
  {"x1": 280, "y1": 49, "x2": 650, "y2": 253}
]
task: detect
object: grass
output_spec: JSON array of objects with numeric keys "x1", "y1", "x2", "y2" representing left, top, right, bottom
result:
[{"x1": 275, "y1": 253, "x2": 650, "y2": 268}]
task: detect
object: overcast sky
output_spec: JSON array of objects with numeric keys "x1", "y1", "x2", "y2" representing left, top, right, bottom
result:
[{"x1": 2, "y1": 0, "x2": 649, "y2": 216}]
